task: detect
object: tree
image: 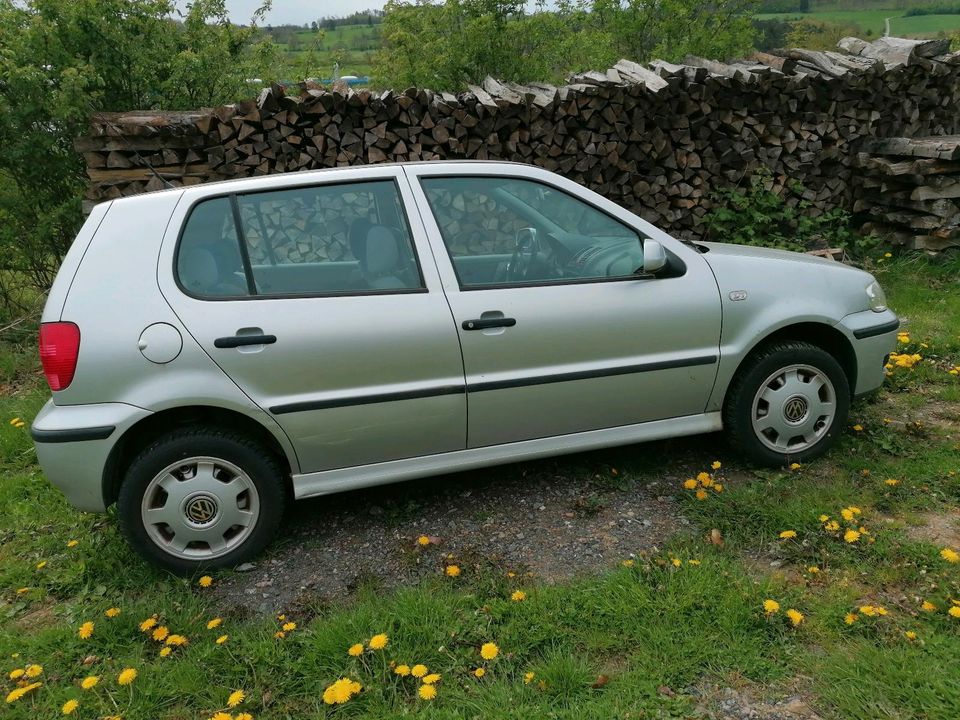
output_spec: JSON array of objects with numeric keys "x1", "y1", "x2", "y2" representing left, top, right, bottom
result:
[{"x1": 0, "y1": 0, "x2": 280, "y2": 311}]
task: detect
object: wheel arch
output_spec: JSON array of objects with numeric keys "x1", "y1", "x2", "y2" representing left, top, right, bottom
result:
[
  {"x1": 726, "y1": 322, "x2": 858, "y2": 405},
  {"x1": 102, "y1": 405, "x2": 293, "y2": 509}
]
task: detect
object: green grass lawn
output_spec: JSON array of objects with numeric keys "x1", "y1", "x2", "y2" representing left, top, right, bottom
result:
[
  {"x1": 756, "y1": 8, "x2": 960, "y2": 37},
  {"x1": 1, "y1": 253, "x2": 959, "y2": 718}
]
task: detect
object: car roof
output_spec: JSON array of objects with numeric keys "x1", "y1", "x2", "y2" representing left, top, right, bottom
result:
[{"x1": 105, "y1": 159, "x2": 531, "y2": 207}]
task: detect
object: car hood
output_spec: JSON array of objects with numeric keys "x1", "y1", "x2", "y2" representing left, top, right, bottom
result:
[{"x1": 697, "y1": 241, "x2": 876, "y2": 316}]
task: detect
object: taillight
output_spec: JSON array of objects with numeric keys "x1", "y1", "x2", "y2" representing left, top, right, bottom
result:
[{"x1": 39, "y1": 322, "x2": 81, "y2": 391}]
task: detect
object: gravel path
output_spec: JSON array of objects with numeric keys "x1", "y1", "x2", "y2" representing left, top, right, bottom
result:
[{"x1": 212, "y1": 435, "x2": 723, "y2": 614}]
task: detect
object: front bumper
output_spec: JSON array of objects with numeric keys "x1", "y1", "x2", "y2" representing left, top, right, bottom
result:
[
  {"x1": 836, "y1": 309, "x2": 899, "y2": 397},
  {"x1": 32, "y1": 400, "x2": 152, "y2": 513}
]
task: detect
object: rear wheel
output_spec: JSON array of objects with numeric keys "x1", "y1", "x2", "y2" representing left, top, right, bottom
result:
[
  {"x1": 118, "y1": 428, "x2": 286, "y2": 574},
  {"x1": 724, "y1": 341, "x2": 850, "y2": 467}
]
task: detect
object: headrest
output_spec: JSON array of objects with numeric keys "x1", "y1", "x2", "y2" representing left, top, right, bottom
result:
[
  {"x1": 365, "y1": 226, "x2": 399, "y2": 275},
  {"x1": 179, "y1": 247, "x2": 219, "y2": 292}
]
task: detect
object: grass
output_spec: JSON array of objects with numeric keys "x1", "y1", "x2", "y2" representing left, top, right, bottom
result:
[
  {"x1": 1, "y1": 253, "x2": 959, "y2": 718},
  {"x1": 755, "y1": 8, "x2": 960, "y2": 37}
]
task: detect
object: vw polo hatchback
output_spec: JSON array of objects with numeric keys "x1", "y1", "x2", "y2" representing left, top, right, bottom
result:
[{"x1": 32, "y1": 161, "x2": 899, "y2": 572}]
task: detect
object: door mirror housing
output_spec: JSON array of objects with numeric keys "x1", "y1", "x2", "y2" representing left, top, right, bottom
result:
[{"x1": 642, "y1": 239, "x2": 668, "y2": 274}]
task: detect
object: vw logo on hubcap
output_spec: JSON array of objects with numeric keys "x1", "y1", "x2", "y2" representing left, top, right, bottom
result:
[
  {"x1": 783, "y1": 396, "x2": 809, "y2": 424},
  {"x1": 184, "y1": 495, "x2": 218, "y2": 526}
]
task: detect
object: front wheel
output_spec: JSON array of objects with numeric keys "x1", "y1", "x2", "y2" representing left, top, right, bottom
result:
[
  {"x1": 117, "y1": 428, "x2": 286, "y2": 575},
  {"x1": 723, "y1": 341, "x2": 851, "y2": 467}
]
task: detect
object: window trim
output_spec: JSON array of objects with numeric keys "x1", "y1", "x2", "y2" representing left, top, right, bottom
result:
[
  {"x1": 173, "y1": 178, "x2": 428, "y2": 301},
  {"x1": 418, "y1": 174, "x2": 659, "y2": 292}
]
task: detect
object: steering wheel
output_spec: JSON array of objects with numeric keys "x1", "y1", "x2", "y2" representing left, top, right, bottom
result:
[{"x1": 507, "y1": 227, "x2": 541, "y2": 281}]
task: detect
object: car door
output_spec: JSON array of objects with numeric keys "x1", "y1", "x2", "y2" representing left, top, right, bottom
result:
[
  {"x1": 405, "y1": 164, "x2": 722, "y2": 448},
  {"x1": 158, "y1": 167, "x2": 466, "y2": 473}
]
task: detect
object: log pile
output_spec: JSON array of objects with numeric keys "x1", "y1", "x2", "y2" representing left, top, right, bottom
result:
[
  {"x1": 79, "y1": 37, "x2": 960, "y2": 246},
  {"x1": 856, "y1": 136, "x2": 960, "y2": 251}
]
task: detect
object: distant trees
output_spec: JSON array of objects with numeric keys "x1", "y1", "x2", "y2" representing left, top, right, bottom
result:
[{"x1": 374, "y1": 0, "x2": 759, "y2": 91}]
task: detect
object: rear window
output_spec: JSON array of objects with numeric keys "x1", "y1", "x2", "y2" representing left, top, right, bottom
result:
[{"x1": 176, "y1": 180, "x2": 424, "y2": 298}]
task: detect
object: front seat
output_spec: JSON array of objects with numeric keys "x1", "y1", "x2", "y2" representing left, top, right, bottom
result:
[{"x1": 350, "y1": 220, "x2": 410, "y2": 289}]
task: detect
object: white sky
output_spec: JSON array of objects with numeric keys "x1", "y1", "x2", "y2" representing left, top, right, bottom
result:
[{"x1": 225, "y1": 0, "x2": 388, "y2": 25}]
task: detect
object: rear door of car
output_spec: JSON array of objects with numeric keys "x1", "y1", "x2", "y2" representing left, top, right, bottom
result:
[
  {"x1": 158, "y1": 167, "x2": 466, "y2": 473},
  {"x1": 405, "y1": 163, "x2": 722, "y2": 448}
]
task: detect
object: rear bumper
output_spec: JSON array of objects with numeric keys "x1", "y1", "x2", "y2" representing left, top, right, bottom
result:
[
  {"x1": 32, "y1": 400, "x2": 151, "y2": 513},
  {"x1": 836, "y1": 309, "x2": 899, "y2": 397}
]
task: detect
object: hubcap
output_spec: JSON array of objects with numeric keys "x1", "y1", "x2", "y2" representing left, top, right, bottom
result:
[
  {"x1": 140, "y1": 456, "x2": 259, "y2": 560},
  {"x1": 751, "y1": 364, "x2": 836, "y2": 453}
]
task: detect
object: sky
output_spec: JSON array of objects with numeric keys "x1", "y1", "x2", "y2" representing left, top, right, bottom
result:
[{"x1": 225, "y1": 1, "x2": 387, "y2": 26}]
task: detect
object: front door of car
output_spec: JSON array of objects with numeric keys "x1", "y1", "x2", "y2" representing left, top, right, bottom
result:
[
  {"x1": 405, "y1": 165, "x2": 722, "y2": 448},
  {"x1": 159, "y1": 168, "x2": 466, "y2": 473}
]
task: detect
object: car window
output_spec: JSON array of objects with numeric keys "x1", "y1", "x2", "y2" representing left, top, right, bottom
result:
[
  {"x1": 420, "y1": 176, "x2": 643, "y2": 288},
  {"x1": 177, "y1": 181, "x2": 423, "y2": 298}
]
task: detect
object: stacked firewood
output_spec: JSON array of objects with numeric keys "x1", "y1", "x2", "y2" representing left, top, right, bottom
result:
[
  {"x1": 79, "y1": 36, "x2": 960, "y2": 246},
  {"x1": 856, "y1": 137, "x2": 960, "y2": 251}
]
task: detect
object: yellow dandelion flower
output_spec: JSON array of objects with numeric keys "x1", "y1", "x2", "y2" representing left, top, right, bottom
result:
[
  {"x1": 713, "y1": 483, "x2": 723, "y2": 492},
  {"x1": 62, "y1": 699, "x2": 79, "y2": 715},
  {"x1": 789, "y1": 463, "x2": 801, "y2": 470},
  {"x1": 274, "y1": 631, "x2": 286, "y2": 639},
  {"x1": 165, "y1": 634, "x2": 188, "y2": 646},
  {"x1": 819, "y1": 514, "x2": 830, "y2": 523},
  {"x1": 411, "y1": 664, "x2": 428, "y2": 678},
  {"x1": 395, "y1": 664, "x2": 410, "y2": 676},
  {"x1": 884, "y1": 479, "x2": 899, "y2": 486},
  {"x1": 216, "y1": 635, "x2": 229, "y2": 645},
  {"x1": 198, "y1": 575, "x2": 213, "y2": 588},
  {"x1": 824, "y1": 520, "x2": 840, "y2": 532},
  {"x1": 78, "y1": 621, "x2": 95, "y2": 639},
  {"x1": 841, "y1": 508, "x2": 855, "y2": 522},
  {"x1": 418, "y1": 684, "x2": 437, "y2": 700},
  {"x1": 139, "y1": 617, "x2": 157, "y2": 632},
  {"x1": 852, "y1": 424, "x2": 863, "y2": 432},
  {"x1": 473, "y1": 667, "x2": 486, "y2": 678},
  {"x1": 5, "y1": 681, "x2": 42, "y2": 703},
  {"x1": 480, "y1": 642, "x2": 499, "y2": 660},
  {"x1": 81, "y1": 675, "x2": 99, "y2": 690},
  {"x1": 763, "y1": 599, "x2": 780, "y2": 614},
  {"x1": 36, "y1": 561, "x2": 46, "y2": 570},
  {"x1": 282, "y1": 622, "x2": 296, "y2": 632},
  {"x1": 671, "y1": 558, "x2": 681, "y2": 567},
  {"x1": 904, "y1": 631, "x2": 917, "y2": 640},
  {"x1": 117, "y1": 668, "x2": 137, "y2": 685},
  {"x1": 511, "y1": 590, "x2": 527, "y2": 602},
  {"x1": 688, "y1": 559, "x2": 701, "y2": 566},
  {"x1": 921, "y1": 601, "x2": 936, "y2": 612},
  {"x1": 859, "y1": 605, "x2": 877, "y2": 617},
  {"x1": 417, "y1": 535, "x2": 430, "y2": 546},
  {"x1": 227, "y1": 689, "x2": 245, "y2": 707},
  {"x1": 368, "y1": 633, "x2": 388, "y2": 650},
  {"x1": 9, "y1": 669, "x2": 24, "y2": 680},
  {"x1": 941, "y1": 548, "x2": 959, "y2": 563},
  {"x1": 683, "y1": 479, "x2": 697, "y2": 490},
  {"x1": 159, "y1": 647, "x2": 171, "y2": 658},
  {"x1": 105, "y1": 607, "x2": 121, "y2": 618},
  {"x1": 524, "y1": 671, "x2": 536, "y2": 684},
  {"x1": 322, "y1": 677, "x2": 362, "y2": 705},
  {"x1": 152, "y1": 626, "x2": 169, "y2": 642},
  {"x1": 445, "y1": 565, "x2": 461, "y2": 577},
  {"x1": 711, "y1": 461, "x2": 721, "y2": 470},
  {"x1": 206, "y1": 618, "x2": 222, "y2": 630},
  {"x1": 695, "y1": 489, "x2": 708, "y2": 501},
  {"x1": 236, "y1": 714, "x2": 253, "y2": 720},
  {"x1": 211, "y1": 713, "x2": 232, "y2": 720},
  {"x1": 786, "y1": 609, "x2": 804, "y2": 626},
  {"x1": 844, "y1": 529, "x2": 861, "y2": 543},
  {"x1": 24, "y1": 664, "x2": 42, "y2": 678},
  {"x1": 422, "y1": 673, "x2": 441, "y2": 685},
  {"x1": 621, "y1": 559, "x2": 635, "y2": 568},
  {"x1": 696, "y1": 472, "x2": 711, "y2": 484},
  {"x1": 779, "y1": 530, "x2": 797, "y2": 539},
  {"x1": 948, "y1": 606, "x2": 960, "y2": 619},
  {"x1": 844, "y1": 613, "x2": 858, "y2": 625},
  {"x1": 15, "y1": 587, "x2": 28, "y2": 595},
  {"x1": 807, "y1": 566, "x2": 819, "y2": 574},
  {"x1": 348, "y1": 643, "x2": 364, "y2": 656},
  {"x1": 67, "y1": 540, "x2": 79, "y2": 548},
  {"x1": 876, "y1": 606, "x2": 889, "y2": 616}
]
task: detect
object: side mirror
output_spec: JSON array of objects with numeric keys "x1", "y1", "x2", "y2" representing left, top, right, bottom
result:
[{"x1": 642, "y1": 239, "x2": 668, "y2": 274}]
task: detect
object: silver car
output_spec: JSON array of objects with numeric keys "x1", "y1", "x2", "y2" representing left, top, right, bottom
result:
[{"x1": 32, "y1": 161, "x2": 898, "y2": 572}]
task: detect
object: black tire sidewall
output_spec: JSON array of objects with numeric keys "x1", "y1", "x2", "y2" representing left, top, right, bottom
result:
[
  {"x1": 117, "y1": 430, "x2": 285, "y2": 575},
  {"x1": 725, "y1": 343, "x2": 851, "y2": 467}
]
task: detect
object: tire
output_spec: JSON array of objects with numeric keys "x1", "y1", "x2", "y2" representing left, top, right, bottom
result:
[
  {"x1": 723, "y1": 341, "x2": 850, "y2": 467},
  {"x1": 117, "y1": 428, "x2": 286, "y2": 575}
]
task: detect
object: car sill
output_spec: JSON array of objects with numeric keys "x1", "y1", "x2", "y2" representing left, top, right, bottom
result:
[{"x1": 291, "y1": 412, "x2": 722, "y2": 500}]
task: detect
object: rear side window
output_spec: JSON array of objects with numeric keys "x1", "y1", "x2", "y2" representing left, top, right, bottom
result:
[{"x1": 177, "y1": 181, "x2": 423, "y2": 298}]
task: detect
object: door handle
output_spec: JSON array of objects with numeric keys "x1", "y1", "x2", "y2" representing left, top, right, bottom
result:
[
  {"x1": 462, "y1": 317, "x2": 517, "y2": 331},
  {"x1": 214, "y1": 334, "x2": 277, "y2": 348}
]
